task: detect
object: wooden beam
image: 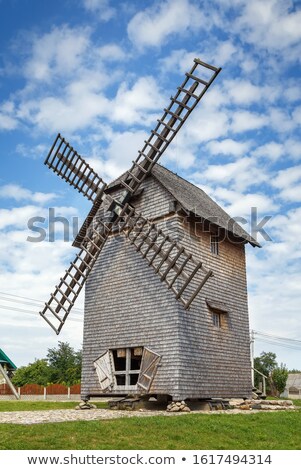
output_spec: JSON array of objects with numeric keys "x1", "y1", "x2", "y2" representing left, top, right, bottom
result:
[{"x1": 0, "y1": 363, "x2": 20, "y2": 400}]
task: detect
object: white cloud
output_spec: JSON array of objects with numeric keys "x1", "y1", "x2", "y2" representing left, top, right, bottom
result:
[
  {"x1": 18, "y1": 41, "x2": 170, "y2": 134},
  {"x1": 273, "y1": 165, "x2": 301, "y2": 189},
  {"x1": 235, "y1": 0, "x2": 301, "y2": 51},
  {"x1": 285, "y1": 140, "x2": 301, "y2": 161},
  {"x1": 246, "y1": 205, "x2": 301, "y2": 363},
  {"x1": 0, "y1": 185, "x2": 58, "y2": 204},
  {"x1": 201, "y1": 185, "x2": 277, "y2": 220},
  {"x1": 239, "y1": 57, "x2": 258, "y2": 74},
  {"x1": 16, "y1": 142, "x2": 49, "y2": 160},
  {"x1": 272, "y1": 165, "x2": 301, "y2": 202},
  {"x1": 110, "y1": 76, "x2": 164, "y2": 125},
  {"x1": 82, "y1": 0, "x2": 116, "y2": 21},
  {"x1": 18, "y1": 78, "x2": 110, "y2": 133},
  {"x1": 24, "y1": 25, "x2": 91, "y2": 82},
  {"x1": 159, "y1": 49, "x2": 199, "y2": 75},
  {"x1": 269, "y1": 107, "x2": 295, "y2": 133},
  {"x1": 278, "y1": 185, "x2": 301, "y2": 203},
  {"x1": 0, "y1": 112, "x2": 18, "y2": 131},
  {"x1": 0, "y1": 223, "x2": 84, "y2": 366},
  {"x1": 252, "y1": 142, "x2": 284, "y2": 161},
  {"x1": 231, "y1": 110, "x2": 268, "y2": 133},
  {"x1": 206, "y1": 138, "x2": 251, "y2": 157},
  {"x1": 225, "y1": 79, "x2": 279, "y2": 105},
  {"x1": 268, "y1": 207, "x2": 301, "y2": 246},
  {"x1": 292, "y1": 106, "x2": 301, "y2": 126},
  {"x1": 164, "y1": 146, "x2": 196, "y2": 170},
  {"x1": 97, "y1": 44, "x2": 128, "y2": 61},
  {"x1": 225, "y1": 193, "x2": 277, "y2": 219},
  {"x1": 213, "y1": 41, "x2": 237, "y2": 66},
  {"x1": 0, "y1": 206, "x2": 44, "y2": 230},
  {"x1": 185, "y1": 105, "x2": 230, "y2": 142},
  {"x1": 0, "y1": 101, "x2": 18, "y2": 130},
  {"x1": 0, "y1": 204, "x2": 78, "y2": 231},
  {"x1": 160, "y1": 41, "x2": 237, "y2": 76},
  {"x1": 127, "y1": 0, "x2": 205, "y2": 49},
  {"x1": 284, "y1": 85, "x2": 301, "y2": 103},
  {"x1": 202, "y1": 157, "x2": 268, "y2": 192},
  {"x1": 87, "y1": 129, "x2": 148, "y2": 180}
]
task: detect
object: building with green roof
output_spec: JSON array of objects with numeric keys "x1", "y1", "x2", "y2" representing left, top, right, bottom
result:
[{"x1": 0, "y1": 348, "x2": 17, "y2": 384}]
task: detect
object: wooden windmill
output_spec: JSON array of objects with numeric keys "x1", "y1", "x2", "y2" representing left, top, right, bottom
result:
[{"x1": 40, "y1": 59, "x2": 257, "y2": 404}]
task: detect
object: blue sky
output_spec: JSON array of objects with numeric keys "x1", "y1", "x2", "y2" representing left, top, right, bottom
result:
[{"x1": 0, "y1": 0, "x2": 300, "y2": 368}]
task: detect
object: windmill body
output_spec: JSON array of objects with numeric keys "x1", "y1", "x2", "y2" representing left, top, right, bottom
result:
[
  {"x1": 80, "y1": 165, "x2": 255, "y2": 401},
  {"x1": 38, "y1": 58, "x2": 259, "y2": 403}
]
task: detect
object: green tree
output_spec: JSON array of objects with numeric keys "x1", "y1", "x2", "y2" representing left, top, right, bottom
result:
[
  {"x1": 271, "y1": 364, "x2": 289, "y2": 397},
  {"x1": 12, "y1": 359, "x2": 52, "y2": 387},
  {"x1": 254, "y1": 351, "x2": 277, "y2": 391},
  {"x1": 47, "y1": 341, "x2": 82, "y2": 386}
]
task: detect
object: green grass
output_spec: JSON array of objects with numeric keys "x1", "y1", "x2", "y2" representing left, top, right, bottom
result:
[
  {"x1": 0, "y1": 401, "x2": 107, "y2": 412},
  {"x1": 0, "y1": 410, "x2": 300, "y2": 450}
]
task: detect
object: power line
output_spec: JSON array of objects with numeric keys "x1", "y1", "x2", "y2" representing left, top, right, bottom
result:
[
  {"x1": 0, "y1": 304, "x2": 82, "y2": 323},
  {"x1": 0, "y1": 291, "x2": 84, "y2": 315},
  {"x1": 253, "y1": 339, "x2": 301, "y2": 351},
  {"x1": 252, "y1": 329, "x2": 301, "y2": 351},
  {"x1": 253, "y1": 330, "x2": 301, "y2": 345}
]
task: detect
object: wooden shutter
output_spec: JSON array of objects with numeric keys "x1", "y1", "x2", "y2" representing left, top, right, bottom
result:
[
  {"x1": 137, "y1": 347, "x2": 161, "y2": 393},
  {"x1": 93, "y1": 351, "x2": 113, "y2": 391}
]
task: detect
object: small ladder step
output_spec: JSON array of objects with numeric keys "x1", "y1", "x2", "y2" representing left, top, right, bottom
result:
[{"x1": 185, "y1": 72, "x2": 209, "y2": 86}]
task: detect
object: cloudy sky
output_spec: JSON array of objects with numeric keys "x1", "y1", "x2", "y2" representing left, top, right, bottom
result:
[{"x1": 0, "y1": 0, "x2": 300, "y2": 369}]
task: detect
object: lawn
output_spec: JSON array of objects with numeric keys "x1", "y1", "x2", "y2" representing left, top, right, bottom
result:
[
  {"x1": 0, "y1": 406, "x2": 300, "y2": 450},
  {"x1": 0, "y1": 401, "x2": 107, "y2": 412}
]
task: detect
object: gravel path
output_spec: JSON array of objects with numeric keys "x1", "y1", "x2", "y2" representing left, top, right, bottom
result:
[
  {"x1": 0, "y1": 408, "x2": 184, "y2": 425},
  {"x1": 0, "y1": 407, "x2": 287, "y2": 425}
]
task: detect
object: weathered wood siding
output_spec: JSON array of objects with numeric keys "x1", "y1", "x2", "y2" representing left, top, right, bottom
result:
[
  {"x1": 175, "y1": 215, "x2": 252, "y2": 398},
  {"x1": 81, "y1": 175, "x2": 252, "y2": 400}
]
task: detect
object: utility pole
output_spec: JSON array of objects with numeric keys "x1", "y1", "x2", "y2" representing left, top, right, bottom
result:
[{"x1": 250, "y1": 329, "x2": 255, "y2": 387}]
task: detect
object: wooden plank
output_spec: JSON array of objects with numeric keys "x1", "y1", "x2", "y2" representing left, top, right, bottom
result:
[{"x1": 0, "y1": 363, "x2": 20, "y2": 400}]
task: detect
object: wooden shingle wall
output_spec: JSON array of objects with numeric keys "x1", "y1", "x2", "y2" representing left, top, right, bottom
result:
[{"x1": 81, "y1": 175, "x2": 252, "y2": 400}]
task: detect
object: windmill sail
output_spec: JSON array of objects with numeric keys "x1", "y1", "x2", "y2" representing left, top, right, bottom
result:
[
  {"x1": 45, "y1": 134, "x2": 107, "y2": 202},
  {"x1": 119, "y1": 205, "x2": 213, "y2": 309},
  {"x1": 120, "y1": 59, "x2": 221, "y2": 197},
  {"x1": 40, "y1": 58, "x2": 220, "y2": 334},
  {"x1": 40, "y1": 217, "x2": 112, "y2": 334}
]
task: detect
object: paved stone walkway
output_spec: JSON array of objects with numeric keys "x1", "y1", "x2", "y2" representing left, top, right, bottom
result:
[
  {"x1": 0, "y1": 407, "x2": 293, "y2": 425},
  {"x1": 0, "y1": 409, "x2": 171, "y2": 425}
]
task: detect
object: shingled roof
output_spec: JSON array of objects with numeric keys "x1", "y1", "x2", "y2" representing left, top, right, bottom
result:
[
  {"x1": 152, "y1": 165, "x2": 260, "y2": 247},
  {"x1": 107, "y1": 164, "x2": 260, "y2": 248},
  {"x1": 74, "y1": 164, "x2": 260, "y2": 248}
]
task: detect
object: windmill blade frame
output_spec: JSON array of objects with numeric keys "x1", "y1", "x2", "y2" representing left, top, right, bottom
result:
[
  {"x1": 45, "y1": 134, "x2": 107, "y2": 202},
  {"x1": 40, "y1": 199, "x2": 214, "y2": 334},
  {"x1": 118, "y1": 59, "x2": 221, "y2": 199},
  {"x1": 40, "y1": 58, "x2": 221, "y2": 334}
]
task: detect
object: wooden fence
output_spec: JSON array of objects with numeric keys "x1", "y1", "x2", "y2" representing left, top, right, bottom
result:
[{"x1": 0, "y1": 383, "x2": 81, "y2": 396}]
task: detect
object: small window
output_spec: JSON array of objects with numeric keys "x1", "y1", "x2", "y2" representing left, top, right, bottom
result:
[
  {"x1": 210, "y1": 234, "x2": 219, "y2": 255},
  {"x1": 212, "y1": 311, "x2": 221, "y2": 328},
  {"x1": 112, "y1": 347, "x2": 143, "y2": 388},
  {"x1": 212, "y1": 310, "x2": 228, "y2": 329},
  {"x1": 206, "y1": 299, "x2": 229, "y2": 330}
]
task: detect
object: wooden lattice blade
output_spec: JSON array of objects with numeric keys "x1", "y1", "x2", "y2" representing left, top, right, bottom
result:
[
  {"x1": 119, "y1": 59, "x2": 221, "y2": 198},
  {"x1": 119, "y1": 205, "x2": 214, "y2": 309},
  {"x1": 40, "y1": 217, "x2": 112, "y2": 334},
  {"x1": 45, "y1": 134, "x2": 107, "y2": 202}
]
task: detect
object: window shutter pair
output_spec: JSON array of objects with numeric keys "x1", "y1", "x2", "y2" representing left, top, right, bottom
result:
[{"x1": 93, "y1": 348, "x2": 161, "y2": 392}]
